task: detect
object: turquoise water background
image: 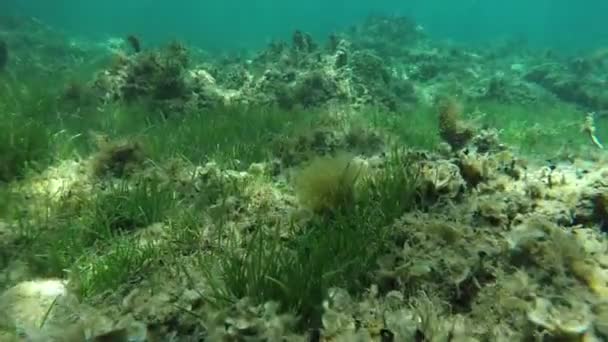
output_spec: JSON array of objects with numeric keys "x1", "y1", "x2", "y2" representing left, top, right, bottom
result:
[{"x1": 2, "y1": 0, "x2": 607, "y2": 52}]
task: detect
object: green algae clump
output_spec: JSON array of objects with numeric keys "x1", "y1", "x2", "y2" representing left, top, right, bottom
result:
[
  {"x1": 294, "y1": 153, "x2": 364, "y2": 214},
  {"x1": 437, "y1": 97, "x2": 474, "y2": 150},
  {"x1": 90, "y1": 135, "x2": 146, "y2": 178}
]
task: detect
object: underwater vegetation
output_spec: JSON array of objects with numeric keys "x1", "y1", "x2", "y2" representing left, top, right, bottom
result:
[
  {"x1": 90, "y1": 135, "x2": 146, "y2": 178},
  {"x1": 437, "y1": 97, "x2": 474, "y2": 150},
  {"x1": 294, "y1": 153, "x2": 364, "y2": 213},
  {"x1": 2, "y1": 12, "x2": 608, "y2": 341},
  {"x1": 0, "y1": 80, "x2": 55, "y2": 182},
  {"x1": 126, "y1": 34, "x2": 141, "y2": 53}
]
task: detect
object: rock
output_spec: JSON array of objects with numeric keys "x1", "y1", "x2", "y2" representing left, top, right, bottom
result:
[
  {"x1": 0, "y1": 279, "x2": 80, "y2": 338},
  {"x1": 0, "y1": 279, "x2": 149, "y2": 341}
]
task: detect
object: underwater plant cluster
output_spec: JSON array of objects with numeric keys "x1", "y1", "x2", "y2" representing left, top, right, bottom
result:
[{"x1": 1, "y1": 13, "x2": 608, "y2": 341}]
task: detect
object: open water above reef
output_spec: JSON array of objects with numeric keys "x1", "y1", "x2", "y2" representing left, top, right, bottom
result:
[{"x1": 2, "y1": 0, "x2": 608, "y2": 51}]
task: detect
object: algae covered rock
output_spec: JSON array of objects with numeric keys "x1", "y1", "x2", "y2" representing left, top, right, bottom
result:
[
  {"x1": 525, "y1": 62, "x2": 608, "y2": 110},
  {"x1": 203, "y1": 298, "x2": 301, "y2": 341},
  {"x1": 418, "y1": 159, "x2": 466, "y2": 201},
  {"x1": 527, "y1": 297, "x2": 593, "y2": 339},
  {"x1": 0, "y1": 279, "x2": 153, "y2": 341},
  {"x1": 0, "y1": 279, "x2": 89, "y2": 341},
  {"x1": 93, "y1": 41, "x2": 198, "y2": 113}
]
